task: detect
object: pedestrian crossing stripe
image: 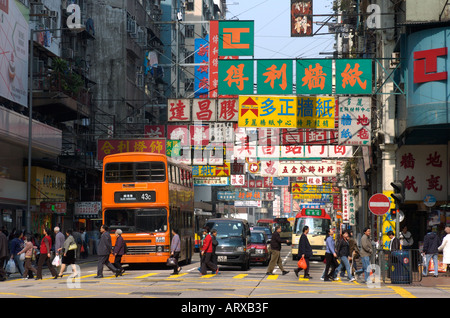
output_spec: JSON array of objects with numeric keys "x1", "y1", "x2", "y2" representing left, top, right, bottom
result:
[
  {"x1": 266, "y1": 275, "x2": 278, "y2": 280},
  {"x1": 168, "y1": 273, "x2": 188, "y2": 278},
  {"x1": 200, "y1": 274, "x2": 216, "y2": 278},
  {"x1": 233, "y1": 274, "x2": 248, "y2": 279},
  {"x1": 135, "y1": 273, "x2": 158, "y2": 279}
]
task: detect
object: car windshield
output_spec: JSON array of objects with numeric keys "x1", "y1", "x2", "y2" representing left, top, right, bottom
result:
[
  {"x1": 294, "y1": 217, "x2": 330, "y2": 235},
  {"x1": 251, "y1": 232, "x2": 265, "y2": 244},
  {"x1": 206, "y1": 221, "x2": 243, "y2": 239}
]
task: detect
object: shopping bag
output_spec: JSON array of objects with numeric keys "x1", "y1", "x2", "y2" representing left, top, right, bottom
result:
[
  {"x1": 297, "y1": 256, "x2": 307, "y2": 270},
  {"x1": 6, "y1": 259, "x2": 16, "y2": 274},
  {"x1": 52, "y1": 255, "x2": 61, "y2": 267},
  {"x1": 19, "y1": 253, "x2": 25, "y2": 262}
]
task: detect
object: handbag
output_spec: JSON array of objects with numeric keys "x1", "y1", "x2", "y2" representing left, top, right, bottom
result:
[
  {"x1": 6, "y1": 259, "x2": 16, "y2": 273},
  {"x1": 69, "y1": 243, "x2": 78, "y2": 251},
  {"x1": 19, "y1": 253, "x2": 25, "y2": 262},
  {"x1": 166, "y1": 257, "x2": 176, "y2": 266},
  {"x1": 297, "y1": 256, "x2": 307, "y2": 270}
]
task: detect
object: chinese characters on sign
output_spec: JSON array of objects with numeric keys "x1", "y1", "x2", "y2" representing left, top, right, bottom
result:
[
  {"x1": 290, "y1": 0, "x2": 313, "y2": 37},
  {"x1": 167, "y1": 99, "x2": 239, "y2": 123},
  {"x1": 194, "y1": 37, "x2": 209, "y2": 98},
  {"x1": 217, "y1": 58, "x2": 373, "y2": 96},
  {"x1": 342, "y1": 188, "x2": 356, "y2": 225},
  {"x1": 397, "y1": 145, "x2": 447, "y2": 201},
  {"x1": 338, "y1": 96, "x2": 371, "y2": 145},
  {"x1": 97, "y1": 139, "x2": 166, "y2": 160},
  {"x1": 219, "y1": 20, "x2": 254, "y2": 56},
  {"x1": 238, "y1": 95, "x2": 335, "y2": 129}
]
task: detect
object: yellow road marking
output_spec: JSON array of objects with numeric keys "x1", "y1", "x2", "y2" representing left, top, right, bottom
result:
[
  {"x1": 266, "y1": 275, "x2": 278, "y2": 280},
  {"x1": 389, "y1": 286, "x2": 416, "y2": 298},
  {"x1": 233, "y1": 274, "x2": 248, "y2": 279},
  {"x1": 200, "y1": 274, "x2": 216, "y2": 278},
  {"x1": 168, "y1": 273, "x2": 188, "y2": 278},
  {"x1": 135, "y1": 273, "x2": 159, "y2": 279}
]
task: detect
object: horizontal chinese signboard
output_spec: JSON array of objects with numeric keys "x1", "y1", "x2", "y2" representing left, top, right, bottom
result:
[
  {"x1": 97, "y1": 139, "x2": 166, "y2": 161},
  {"x1": 192, "y1": 162, "x2": 230, "y2": 177},
  {"x1": 278, "y1": 160, "x2": 337, "y2": 177},
  {"x1": 238, "y1": 95, "x2": 335, "y2": 129},
  {"x1": 291, "y1": 183, "x2": 340, "y2": 194}
]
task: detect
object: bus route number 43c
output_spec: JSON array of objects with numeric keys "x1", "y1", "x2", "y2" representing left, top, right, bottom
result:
[{"x1": 114, "y1": 191, "x2": 156, "y2": 203}]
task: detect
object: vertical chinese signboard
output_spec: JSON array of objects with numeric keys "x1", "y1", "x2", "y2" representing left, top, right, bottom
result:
[
  {"x1": 338, "y1": 96, "x2": 371, "y2": 145},
  {"x1": 194, "y1": 37, "x2": 209, "y2": 98},
  {"x1": 291, "y1": 0, "x2": 313, "y2": 37}
]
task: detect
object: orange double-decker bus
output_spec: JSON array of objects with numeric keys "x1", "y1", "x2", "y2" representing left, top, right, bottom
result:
[{"x1": 102, "y1": 152, "x2": 194, "y2": 265}]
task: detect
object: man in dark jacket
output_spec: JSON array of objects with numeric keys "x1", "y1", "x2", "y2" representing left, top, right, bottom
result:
[
  {"x1": 333, "y1": 230, "x2": 355, "y2": 282},
  {"x1": 422, "y1": 228, "x2": 441, "y2": 277},
  {"x1": 95, "y1": 225, "x2": 120, "y2": 278},
  {"x1": 266, "y1": 225, "x2": 290, "y2": 276},
  {"x1": 0, "y1": 229, "x2": 8, "y2": 281}
]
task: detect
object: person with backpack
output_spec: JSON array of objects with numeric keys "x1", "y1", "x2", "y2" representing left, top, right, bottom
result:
[{"x1": 113, "y1": 229, "x2": 126, "y2": 276}]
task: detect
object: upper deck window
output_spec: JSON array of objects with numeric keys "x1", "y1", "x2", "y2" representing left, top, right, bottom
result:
[{"x1": 105, "y1": 161, "x2": 166, "y2": 183}]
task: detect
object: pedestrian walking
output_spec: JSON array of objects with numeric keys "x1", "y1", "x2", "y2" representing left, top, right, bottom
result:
[
  {"x1": 357, "y1": 227, "x2": 373, "y2": 282},
  {"x1": 348, "y1": 230, "x2": 360, "y2": 275},
  {"x1": 294, "y1": 226, "x2": 313, "y2": 279},
  {"x1": 200, "y1": 227, "x2": 219, "y2": 275},
  {"x1": 17, "y1": 234, "x2": 37, "y2": 280},
  {"x1": 399, "y1": 225, "x2": 414, "y2": 249},
  {"x1": 211, "y1": 229, "x2": 219, "y2": 272},
  {"x1": 438, "y1": 227, "x2": 450, "y2": 272},
  {"x1": 0, "y1": 228, "x2": 9, "y2": 281},
  {"x1": 95, "y1": 225, "x2": 120, "y2": 278},
  {"x1": 387, "y1": 231, "x2": 400, "y2": 251},
  {"x1": 334, "y1": 230, "x2": 355, "y2": 282},
  {"x1": 113, "y1": 229, "x2": 126, "y2": 276},
  {"x1": 9, "y1": 231, "x2": 25, "y2": 277},
  {"x1": 422, "y1": 228, "x2": 441, "y2": 277},
  {"x1": 266, "y1": 225, "x2": 290, "y2": 276},
  {"x1": 323, "y1": 228, "x2": 338, "y2": 281},
  {"x1": 54, "y1": 227, "x2": 65, "y2": 271},
  {"x1": 36, "y1": 228, "x2": 58, "y2": 280},
  {"x1": 170, "y1": 228, "x2": 181, "y2": 275},
  {"x1": 57, "y1": 229, "x2": 77, "y2": 279}
]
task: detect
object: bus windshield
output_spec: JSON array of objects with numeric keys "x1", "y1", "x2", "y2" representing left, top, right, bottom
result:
[
  {"x1": 294, "y1": 218, "x2": 330, "y2": 235},
  {"x1": 104, "y1": 208, "x2": 168, "y2": 233}
]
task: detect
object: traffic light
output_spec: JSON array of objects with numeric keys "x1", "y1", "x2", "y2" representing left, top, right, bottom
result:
[{"x1": 390, "y1": 181, "x2": 405, "y2": 205}]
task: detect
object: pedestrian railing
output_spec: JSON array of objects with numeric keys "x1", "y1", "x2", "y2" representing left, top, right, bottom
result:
[{"x1": 375, "y1": 249, "x2": 423, "y2": 284}]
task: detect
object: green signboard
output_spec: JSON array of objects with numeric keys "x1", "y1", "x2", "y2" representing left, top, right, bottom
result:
[
  {"x1": 257, "y1": 60, "x2": 293, "y2": 94},
  {"x1": 335, "y1": 59, "x2": 372, "y2": 94},
  {"x1": 218, "y1": 59, "x2": 254, "y2": 95},
  {"x1": 304, "y1": 208, "x2": 323, "y2": 216},
  {"x1": 296, "y1": 59, "x2": 333, "y2": 95},
  {"x1": 219, "y1": 20, "x2": 254, "y2": 56}
]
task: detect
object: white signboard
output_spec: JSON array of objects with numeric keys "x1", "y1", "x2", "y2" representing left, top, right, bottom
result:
[
  {"x1": 278, "y1": 160, "x2": 337, "y2": 177},
  {"x1": 338, "y1": 97, "x2": 371, "y2": 145},
  {"x1": 0, "y1": 0, "x2": 29, "y2": 107}
]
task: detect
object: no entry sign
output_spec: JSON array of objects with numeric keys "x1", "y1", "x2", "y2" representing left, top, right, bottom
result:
[{"x1": 368, "y1": 193, "x2": 391, "y2": 216}]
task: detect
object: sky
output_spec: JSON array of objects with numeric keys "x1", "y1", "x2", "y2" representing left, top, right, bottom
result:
[{"x1": 224, "y1": 0, "x2": 336, "y2": 59}]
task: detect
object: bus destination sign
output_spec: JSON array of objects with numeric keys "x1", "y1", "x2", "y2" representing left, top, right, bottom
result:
[
  {"x1": 114, "y1": 191, "x2": 156, "y2": 203},
  {"x1": 303, "y1": 208, "x2": 323, "y2": 217}
]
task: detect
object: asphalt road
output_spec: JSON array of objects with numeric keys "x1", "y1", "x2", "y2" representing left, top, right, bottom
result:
[{"x1": 1, "y1": 247, "x2": 450, "y2": 301}]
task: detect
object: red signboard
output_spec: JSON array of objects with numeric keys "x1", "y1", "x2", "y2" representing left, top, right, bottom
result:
[
  {"x1": 368, "y1": 193, "x2": 391, "y2": 215},
  {"x1": 97, "y1": 138, "x2": 166, "y2": 161},
  {"x1": 40, "y1": 202, "x2": 67, "y2": 215}
]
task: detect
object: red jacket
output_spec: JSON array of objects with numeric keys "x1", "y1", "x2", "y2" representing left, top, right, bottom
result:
[
  {"x1": 40, "y1": 235, "x2": 52, "y2": 254},
  {"x1": 202, "y1": 234, "x2": 213, "y2": 253}
]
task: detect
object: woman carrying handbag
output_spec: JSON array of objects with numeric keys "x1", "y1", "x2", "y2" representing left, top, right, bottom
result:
[
  {"x1": 17, "y1": 234, "x2": 37, "y2": 279},
  {"x1": 294, "y1": 226, "x2": 313, "y2": 279},
  {"x1": 56, "y1": 229, "x2": 78, "y2": 279}
]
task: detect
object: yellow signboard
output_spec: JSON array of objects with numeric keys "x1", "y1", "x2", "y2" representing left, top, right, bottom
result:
[
  {"x1": 238, "y1": 95, "x2": 335, "y2": 129},
  {"x1": 382, "y1": 190, "x2": 396, "y2": 250},
  {"x1": 291, "y1": 183, "x2": 338, "y2": 193},
  {"x1": 26, "y1": 167, "x2": 66, "y2": 205},
  {"x1": 192, "y1": 162, "x2": 230, "y2": 177}
]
